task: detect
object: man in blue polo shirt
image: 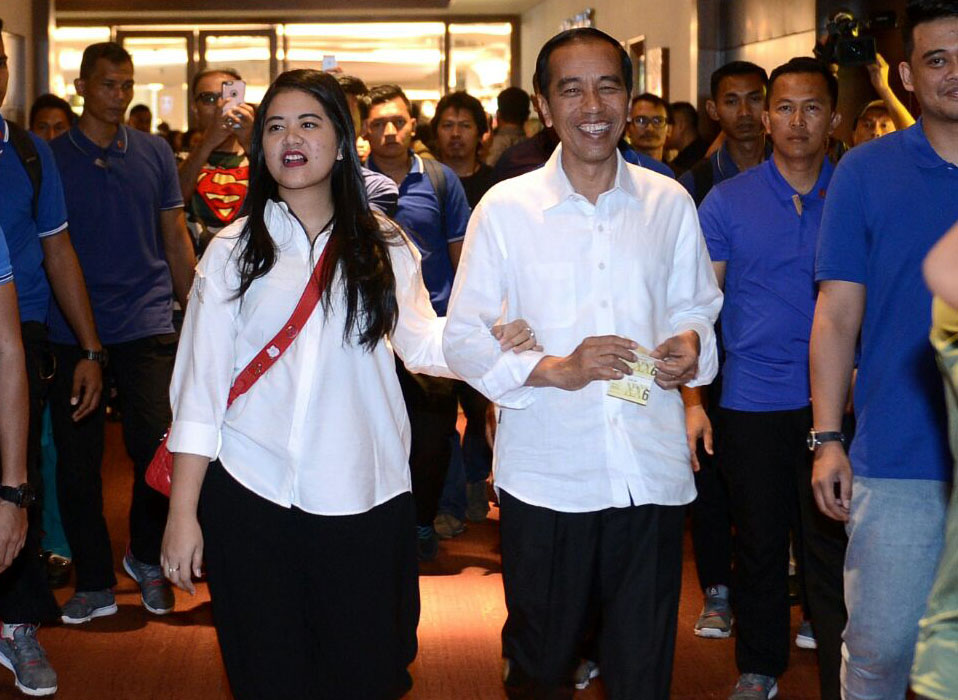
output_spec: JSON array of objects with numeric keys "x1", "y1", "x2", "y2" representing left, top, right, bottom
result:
[
  {"x1": 810, "y1": 1, "x2": 958, "y2": 697},
  {"x1": 700, "y1": 57, "x2": 847, "y2": 700},
  {"x1": 0, "y1": 18, "x2": 107, "y2": 697},
  {"x1": 364, "y1": 84, "x2": 472, "y2": 560},
  {"x1": 679, "y1": 61, "x2": 770, "y2": 206},
  {"x1": 47, "y1": 42, "x2": 196, "y2": 625}
]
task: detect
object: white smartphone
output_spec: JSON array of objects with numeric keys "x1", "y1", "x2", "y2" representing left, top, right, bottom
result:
[
  {"x1": 221, "y1": 79, "x2": 246, "y2": 114},
  {"x1": 322, "y1": 55, "x2": 337, "y2": 71}
]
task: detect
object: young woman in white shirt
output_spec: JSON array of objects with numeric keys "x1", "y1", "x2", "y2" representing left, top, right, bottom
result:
[{"x1": 159, "y1": 69, "x2": 536, "y2": 699}]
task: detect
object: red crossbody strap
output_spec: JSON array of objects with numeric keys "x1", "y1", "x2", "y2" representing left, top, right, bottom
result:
[{"x1": 226, "y1": 241, "x2": 335, "y2": 406}]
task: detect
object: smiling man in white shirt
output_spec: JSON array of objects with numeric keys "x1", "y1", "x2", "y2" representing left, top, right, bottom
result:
[{"x1": 444, "y1": 27, "x2": 722, "y2": 699}]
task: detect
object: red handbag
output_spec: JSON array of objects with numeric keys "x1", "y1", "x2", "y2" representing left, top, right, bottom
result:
[{"x1": 146, "y1": 242, "x2": 334, "y2": 497}]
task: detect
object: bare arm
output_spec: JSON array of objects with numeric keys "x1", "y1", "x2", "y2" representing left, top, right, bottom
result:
[
  {"x1": 712, "y1": 261, "x2": 726, "y2": 291},
  {"x1": 160, "y1": 208, "x2": 197, "y2": 309},
  {"x1": 867, "y1": 54, "x2": 916, "y2": 131},
  {"x1": 682, "y1": 385, "x2": 712, "y2": 472},
  {"x1": 924, "y1": 220, "x2": 958, "y2": 307},
  {"x1": 41, "y1": 232, "x2": 103, "y2": 421},
  {"x1": 160, "y1": 452, "x2": 210, "y2": 595},
  {"x1": 448, "y1": 240, "x2": 463, "y2": 272},
  {"x1": 0, "y1": 283, "x2": 29, "y2": 572},
  {"x1": 809, "y1": 280, "x2": 865, "y2": 521}
]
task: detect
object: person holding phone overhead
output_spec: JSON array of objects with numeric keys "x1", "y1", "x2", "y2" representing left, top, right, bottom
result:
[
  {"x1": 160, "y1": 69, "x2": 538, "y2": 699},
  {"x1": 178, "y1": 68, "x2": 255, "y2": 254}
]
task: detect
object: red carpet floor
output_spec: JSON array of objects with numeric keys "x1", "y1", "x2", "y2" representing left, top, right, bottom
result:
[{"x1": 10, "y1": 423, "x2": 821, "y2": 699}]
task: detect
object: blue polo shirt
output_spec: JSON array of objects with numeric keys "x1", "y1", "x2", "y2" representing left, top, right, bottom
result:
[
  {"x1": 678, "y1": 140, "x2": 772, "y2": 204},
  {"x1": 0, "y1": 116, "x2": 69, "y2": 323},
  {"x1": 622, "y1": 147, "x2": 675, "y2": 178},
  {"x1": 817, "y1": 120, "x2": 954, "y2": 482},
  {"x1": 701, "y1": 156, "x2": 834, "y2": 411},
  {"x1": 367, "y1": 153, "x2": 470, "y2": 316},
  {"x1": 48, "y1": 125, "x2": 184, "y2": 345},
  {"x1": 0, "y1": 226, "x2": 13, "y2": 286}
]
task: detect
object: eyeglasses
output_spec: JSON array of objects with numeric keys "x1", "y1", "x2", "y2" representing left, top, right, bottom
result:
[
  {"x1": 632, "y1": 115, "x2": 668, "y2": 128},
  {"x1": 195, "y1": 92, "x2": 219, "y2": 105}
]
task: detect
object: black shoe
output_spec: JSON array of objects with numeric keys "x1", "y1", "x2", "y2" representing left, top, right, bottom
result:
[
  {"x1": 41, "y1": 552, "x2": 72, "y2": 589},
  {"x1": 416, "y1": 526, "x2": 439, "y2": 562}
]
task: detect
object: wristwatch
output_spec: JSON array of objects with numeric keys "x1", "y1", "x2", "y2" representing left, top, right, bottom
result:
[
  {"x1": 807, "y1": 429, "x2": 846, "y2": 452},
  {"x1": 79, "y1": 348, "x2": 108, "y2": 367},
  {"x1": 0, "y1": 484, "x2": 36, "y2": 508}
]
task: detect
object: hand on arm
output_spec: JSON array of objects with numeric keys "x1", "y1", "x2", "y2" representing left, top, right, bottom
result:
[
  {"x1": 0, "y1": 284, "x2": 28, "y2": 572},
  {"x1": 809, "y1": 281, "x2": 864, "y2": 522},
  {"x1": 160, "y1": 208, "x2": 197, "y2": 309},
  {"x1": 866, "y1": 54, "x2": 916, "y2": 131},
  {"x1": 160, "y1": 452, "x2": 211, "y2": 595},
  {"x1": 491, "y1": 318, "x2": 542, "y2": 353},
  {"x1": 682, "y1": 385, "x2": 712, "y2": 472},
  {"x1": 525, "y1": 335, "x2": 637, "y2": 391}
]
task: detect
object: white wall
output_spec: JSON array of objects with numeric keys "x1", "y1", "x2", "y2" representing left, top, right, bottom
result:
[
  {"x1": 1, "y1": 0, "x2": 43, "y2": 125},
  {"x1": 520, "y1": 0, "x2": 698, "y2": 101}
]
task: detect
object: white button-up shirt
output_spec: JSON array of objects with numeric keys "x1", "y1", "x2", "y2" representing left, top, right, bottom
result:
[
  {"x1": 167, "y1": 199, "x2": 451, "y2": 515},
  {"x1": 443, "y1": 146, "x2": 722, "y2": 512}
]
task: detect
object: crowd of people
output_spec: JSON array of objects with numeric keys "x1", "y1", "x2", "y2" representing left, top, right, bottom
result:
[{"x1": 0, "y1": 0, "x2": 956, "y2": 698}]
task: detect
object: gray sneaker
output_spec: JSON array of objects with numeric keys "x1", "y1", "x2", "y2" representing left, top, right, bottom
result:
[
  {"x1": 60, "y1": 589, "x2": 117, "y2": 624},
  {"x1": 123, "y1": 548, "x2": 174, "y2": 615},
  {"x1": 694, "y1": 584, "x2": 733, "y2": 638},
  {"x1": 465, "y1": 481, "x2": 490, "y2": 522},
  {"x1": 434, "y1": 512, "x2": 466, "y2": 540},
  {"x1": 729, "y1": 673, "x2": 778, "y2": 700},
  {"x1": 573, "y1": 658, "x2": 600, "y2": 690},
  {"x1": 0, "y1": 624, "x2": 57, "y2": 696}
]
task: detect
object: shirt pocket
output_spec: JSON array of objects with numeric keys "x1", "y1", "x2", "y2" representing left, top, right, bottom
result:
[{"x1": 524, "y1": 262, "x2": 577, "y2": 328}]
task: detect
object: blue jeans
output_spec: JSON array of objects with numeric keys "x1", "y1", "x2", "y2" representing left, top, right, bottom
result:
[{"x1": 841, "y1": 475, "x2": 949, "y2": 699}]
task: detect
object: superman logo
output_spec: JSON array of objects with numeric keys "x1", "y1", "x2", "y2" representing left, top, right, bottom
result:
[{"x1": 196, "y1": 165, "x2": 250, "y2": 223}]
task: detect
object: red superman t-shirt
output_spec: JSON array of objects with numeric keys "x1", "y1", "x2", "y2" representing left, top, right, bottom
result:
[{"x1": 186, "y1": 150, "x2": 249, "y2": 253}]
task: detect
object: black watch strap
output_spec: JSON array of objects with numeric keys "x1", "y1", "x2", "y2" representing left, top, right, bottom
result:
[
  {"x1": 807, "y1": 429, "x2": 846, "y2": 452},
  {"x1": 0, "y1": 484, "x2": 36, "y2": 508}
]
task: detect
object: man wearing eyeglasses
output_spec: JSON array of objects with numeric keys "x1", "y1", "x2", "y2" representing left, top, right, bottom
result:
[
  {"x1": 178, "y1": 68, "x2": 254, "y2": 255},
  {"x1": 627, "y1": 93, "x2": 673, "y2": 163}
]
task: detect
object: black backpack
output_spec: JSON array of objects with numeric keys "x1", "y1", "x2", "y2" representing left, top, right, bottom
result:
[{"x1": 6, "y1": 121, "x2": 43, "y2": 220}]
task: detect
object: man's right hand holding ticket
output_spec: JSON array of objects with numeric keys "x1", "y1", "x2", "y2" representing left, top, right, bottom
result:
[{"x1": 526, "y1": 335, "x2": 639, "y2": 391}]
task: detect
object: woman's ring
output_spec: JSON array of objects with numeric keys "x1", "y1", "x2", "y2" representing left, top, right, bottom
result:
[
  {"x1": 167, "y1": 566, "x2": 180, "y2": 574},
  {"x1": 528, "y1": 328, "x2": 535, "y2": 338}
]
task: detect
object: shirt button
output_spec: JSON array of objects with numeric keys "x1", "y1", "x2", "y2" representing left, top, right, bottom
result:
[
  {"x1": 597, "y1": 224, "x2": 604, "y2": 232},
  {"x1": 598, "y1": 262, "x2": 606, "y2": 270},
  {"x1": 600, "y1": 300, "x2": 609, "y2": 308}
]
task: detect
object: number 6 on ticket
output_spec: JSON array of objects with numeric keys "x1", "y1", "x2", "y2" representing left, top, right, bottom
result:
[{"x1": 607, "y1": 354, "x2": 657, "y2": 406}]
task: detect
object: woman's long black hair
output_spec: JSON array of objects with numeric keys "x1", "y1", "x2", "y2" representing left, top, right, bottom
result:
[{"x1": 234, "y1": 69, "x2": 398, "y2": 350}]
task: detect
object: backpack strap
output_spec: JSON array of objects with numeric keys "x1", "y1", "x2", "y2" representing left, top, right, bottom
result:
[
  {"x1": 690, "y1": 157, "x2": 714, "y2": 207},
  {"x1": 420, "y1": 156, "x2": 447, "y2": 235},
  {"x1": 6, "y1": 122, "x2": 43, "y2": 220}
]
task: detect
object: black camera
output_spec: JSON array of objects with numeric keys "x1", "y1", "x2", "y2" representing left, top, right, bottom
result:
[{"x1": 815, "y1": 11, "x2": 896, "y2": 67}]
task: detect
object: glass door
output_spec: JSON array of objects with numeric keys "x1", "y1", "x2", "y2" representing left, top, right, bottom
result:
[
  {"x1": 116, "y1": 30, "x2": 195, "y2": 132},
  {"x1": 198, "y1": 30, "x2": 276, "y2": 110}
]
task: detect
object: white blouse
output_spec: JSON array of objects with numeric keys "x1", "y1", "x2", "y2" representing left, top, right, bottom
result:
[{"x1": 167, "y1": 199, "x2": 452, "y2": 515}]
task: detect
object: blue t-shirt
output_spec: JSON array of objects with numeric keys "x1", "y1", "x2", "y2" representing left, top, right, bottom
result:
[
  {"x1": 48, "y1": 125, "x2": 184, "y2": 344},
  {"x1": 0, "y1": 116, "x2": 69, "y2": 323},
  {"x1": 0, "y1": 226, "x2": 13, "y2": 286},
  {"x1": 678, "y1": 141, "x2": 772, "y2": 203},
  {"x1": 816, "y1": 121, "x2": 955, "y2": 482},
  {"x1": 701, "y1": 157, "x2": 834, "y2": 412},
  {"x1": 367, "y1": 154, "x2": 471, "y2": 316}
]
